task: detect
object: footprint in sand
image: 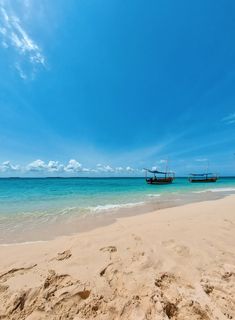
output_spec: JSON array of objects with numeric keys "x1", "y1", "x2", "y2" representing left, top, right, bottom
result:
[
  {"x1": 49, "y1": 250, "x2": 72, "y2": 262},
  {"x1": 100, "y1": 246, "x2": 117, "y2": 253},
  {"x1": 162, "y1": 239, "x2": 190, "y2": 258},
  {"x1": 224, "y1": 219, "x2": 235, "y2": 226},
  {"x1": 155, "y1": 272, "x2": 177, "y2": 289},
  {"x1": 0, "y1": 284, "x2": 9, "y2": 292},
  {"x1": 0, "y1": 264, "x2": 37, "y2": 282},
  {"x1": 99, "y1": 263, "x2": 113, "y2": 277},
  {"x1": 162, "y1": 239, "x2": 175, "y2": 247},
  {"x1": 56, "y1": 250, "x2": 72, "y2": 261},
  {"x1": 222, "y1": 271, "x2": 233, "y2": 280},
  {"x1": 131, "y1": 251, "x2": 145, "y2": 263},
  {"x1": 222, "y1": 264, "x2": 235, "y2": 280},
  {"x1": 173, "y1": 245, "x2": 190, "y2": 257},
  {"x1": 132, "y1": 234, "x2": 142, "y2": 243},
  {"x1": 200, "y1": 279, "x2": 214, "y2": 295}
]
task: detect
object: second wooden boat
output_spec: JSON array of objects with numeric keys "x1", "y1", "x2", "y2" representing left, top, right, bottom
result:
[{"x1": 188, "y1": 173, "x2": 218, "y2": 183}]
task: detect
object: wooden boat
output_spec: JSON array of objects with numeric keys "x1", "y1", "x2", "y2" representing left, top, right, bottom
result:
[
  {"x1": 188, "y1": 173, "x2": 218, "y2": 183},
  {"x1": 144, "y1": 168, "x2": 175, "y2": 185}
]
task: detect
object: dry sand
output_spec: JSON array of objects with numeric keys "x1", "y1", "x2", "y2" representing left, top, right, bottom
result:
[{"x1": 0, "y1": 195, "x2": 235, "y2": 320}]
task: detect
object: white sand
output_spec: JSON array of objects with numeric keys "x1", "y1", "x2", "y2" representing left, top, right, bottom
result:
[{"x1": 0, "y1": 196, "x2": 235, "y2": 319}]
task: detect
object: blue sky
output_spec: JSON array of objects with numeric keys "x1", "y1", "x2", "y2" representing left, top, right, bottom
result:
[{"x1": 0, "y1": 0, "x2": 235, "y2": 176}]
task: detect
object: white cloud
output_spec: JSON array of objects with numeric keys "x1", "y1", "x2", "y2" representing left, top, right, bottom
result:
[
  {"x1": 96, "y1": 164, "x2": 114, "y2": 172},
  {"x1": 15, "y1": 62, "x2": 27, "y2": 79},
  {"x1": 82, "y1": 168, "x2": 91, "y2": 173},
  {"x1": 96, "y1": 164, "x2": 139, "y2": 174},
  {"x1": 27, "y1": 159, "x2": 65, "y2": 172},
  {"x1": 27, "y1": 159, "x2": 47, "y2": 171},
  {"x1": 104, "y1": 165, "x2": 114, "y2": 172},
  {"x1": 47, "y1": 161, "x2": 64, "y2": 172},
  {"x1": 26, "y1": 159, "x2": 84, "y2": 173},
  {"x1": 0, "y1": 161, "x2": 19, "y2": 172},
  {"x1": 0, "y1": 26, "x2": 7, "y2": 35},
  {"x1": 0, "y1": 1, "x2": 45, "y2": 79},
  {"x1": 64, "y1": 159, "x2": 82, "y2": 172},
  {"x1": 126, "y1": 166, "x2": 135, "y2": 172},
  {"x1": 222, "y1": 113, "x2": 235, "y2": 125}
]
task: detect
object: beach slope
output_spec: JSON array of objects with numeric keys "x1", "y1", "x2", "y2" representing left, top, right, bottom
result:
[{"x1": 0, "y1": 196, "x2": 235, "y2": 319}]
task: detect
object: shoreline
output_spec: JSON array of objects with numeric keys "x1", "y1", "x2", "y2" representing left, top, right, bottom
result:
[
  {"x1": 1, "y1": 188, "x2": 235, "y2": 245},
  {"x1": 0, "y1": 195, "x2": 235, "y2": 319}
]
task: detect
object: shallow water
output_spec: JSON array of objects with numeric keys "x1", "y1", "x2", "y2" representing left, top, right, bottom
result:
[{"x1": 0, "y1": 177, "x2": 235, "y2": 244}]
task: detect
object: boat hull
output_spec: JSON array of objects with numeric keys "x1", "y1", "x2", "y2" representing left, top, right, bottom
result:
[
  {"x1": 146, "y1": 177, "x2": 174, "y2": 185},
  {"x1": 189, "y1": 177, "x2": 217, "y2": 183}
]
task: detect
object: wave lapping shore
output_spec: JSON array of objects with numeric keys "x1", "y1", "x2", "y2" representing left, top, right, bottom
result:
[
  {"x1": 0, "y1": 196, "x2": 235, "y2": 319},
  {"x1": 1, "y1": 177, "x2": 235, "y2": 244}
]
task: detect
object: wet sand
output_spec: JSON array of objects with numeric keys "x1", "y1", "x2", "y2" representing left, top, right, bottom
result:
[
  {"x1": 0, "y1": 189, "x2": 231, "y2": 244},
  {"x1": 0, "y1": 195, "x2": 235, "y2": 319}
]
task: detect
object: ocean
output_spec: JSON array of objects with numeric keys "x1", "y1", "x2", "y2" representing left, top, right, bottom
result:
[{"x1": 0, "y1": 177, "x2": 235, "y2": 244}]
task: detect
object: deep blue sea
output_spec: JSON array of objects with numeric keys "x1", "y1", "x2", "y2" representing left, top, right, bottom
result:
[{"x1": 0, "y1": 177, "x2": 235, "y2": 243}]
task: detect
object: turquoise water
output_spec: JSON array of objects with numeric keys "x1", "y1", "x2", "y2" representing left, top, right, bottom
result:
[{"x1": 0, "y1": 177, "x2": 235, "y2": 243}]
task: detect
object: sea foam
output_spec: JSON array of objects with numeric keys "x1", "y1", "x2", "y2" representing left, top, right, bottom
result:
[
  {"x1": 88, "y1": 201, "x2": 145, "y2": 212},
  {"x1": 193, "y1": 188, "x2": 235, "y2": 194},
  {"x1": 147, "y1": 193, "x2": 161, "y2": 198}
]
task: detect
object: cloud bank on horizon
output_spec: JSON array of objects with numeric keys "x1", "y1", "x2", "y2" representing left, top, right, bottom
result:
[
  {"x1": 0, "y1": 160, "x2": 139, "y2": 176},
  {"x1": 0, "y1": 157, "x2": 228, "y2": 177}
]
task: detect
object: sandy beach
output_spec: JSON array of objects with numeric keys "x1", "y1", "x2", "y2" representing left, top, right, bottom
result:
[{"x1": 0, "y1": 196, "x2": 235, "y2": 320}]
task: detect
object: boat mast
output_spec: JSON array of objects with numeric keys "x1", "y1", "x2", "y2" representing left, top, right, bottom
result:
[
  {"x1": 206, "y1": 160, "x2": 209, "y2": 178},
  {"x1": 165, "y1": 157, "x2": 169, "y2": 178}
]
